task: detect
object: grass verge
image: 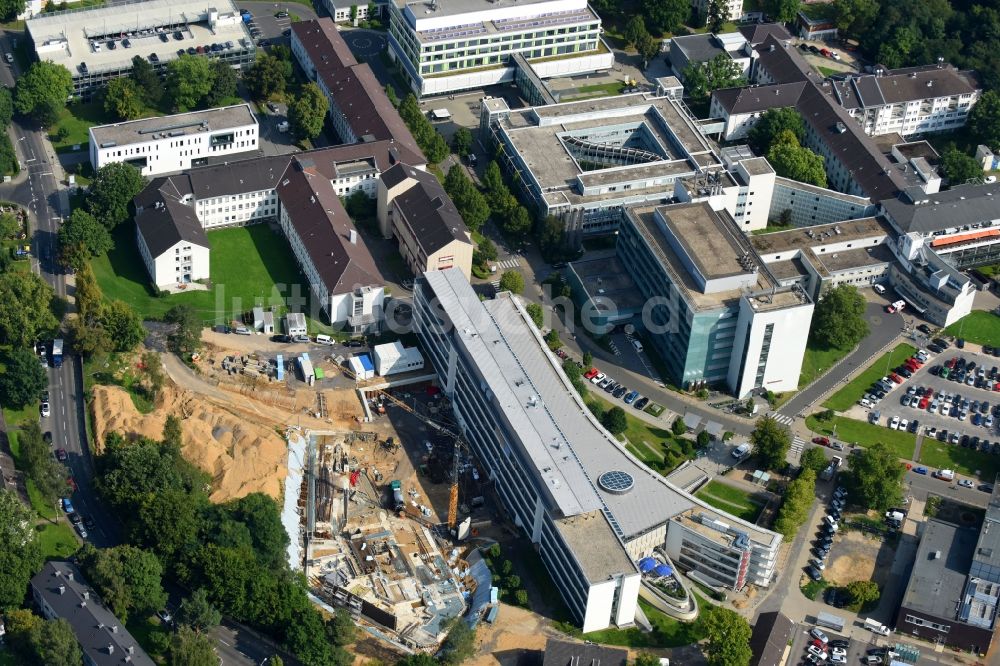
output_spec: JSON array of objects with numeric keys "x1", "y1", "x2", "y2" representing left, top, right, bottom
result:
[
  {"x1": 800, "y1": 343, "x2": 852, "y2": 389},
  {"x1": 36, "y1": 522, "x2": 79, "y2": 559},
  {"x1": 944, "y1": 311, "x2": 1000, "y2": 348},
  {"x1": 573, "y1": 597, "x2": 709, "y2": 648},
  {"x1": 823, "y1": 343, "x2": 917, "y2": 412},
  {"x1": 127, "y1": 614, "x2": 171, "y2": 663},
  {"x1": 800, "y1": 577, "x2": 829, "y2": 600},
  {"x1": 806, "y1": 414, "x2": 916, "y2": 460},
  {"x1": 918, "y1": 438, "x2": 1000, "y2": 480}
]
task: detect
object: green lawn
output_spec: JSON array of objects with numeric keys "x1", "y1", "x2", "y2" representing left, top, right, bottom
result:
[
  {"x1": 801, "y1": 578, "x2": 829, "y2": 600},
  {"x1": 816, "y1": 66, "x2": 840, "y2": 78},
  {"x1": 578, "y1": 598, "x2": 708, "y2": 648},
  {"x1": 800, "y1": 343, "x2": 853, "y2": 389},
  {"x1": 696, "y1": 480, "x2": 763, "y2": 523},
  {"x1": 92, "y1": 224, "x2": 331, "y2": 331},
  {"x1": 919, "y1": 439, "x2": 1000, "y2": 480},
  {"x1": 127, "y1": 615, "x2": 170, "y2": 664},
  {"x1": 585, "y1": 393, "x2": 690, "y2": 471},
  {"x1": 823, "y1": 343, "x2": 918, "y2": 412},
  {"x1": 751, "y1": 222, "x2": 794, "y2": 236},
  {"x1": 36, "y1": 522, "x2": 79, "y2": 559},
  {"x1": 27, "y1": 479, "x2": 58, "y2": 519},
  {"x1": 807, "y1": 414, "x2": 916, "y2": 460},
  {"x1": 944, "y1": 311, "x2": 1000, "y2": 347}
]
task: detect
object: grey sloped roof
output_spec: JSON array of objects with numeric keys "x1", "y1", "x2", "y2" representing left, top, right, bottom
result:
[
  {"x1": 31, "y1": 562, "x2": 156, "y2": 666},
  {"x1": 186, "y1": 154, "x2": 291, "y2": 198},
  {"x1": 880, "y1": 182, "x2": 1000, "y2": 233},
  {"x1": 134, "y1": 177, "x2": 208, "y2": 257},
  {"x1": 542, "y1": 638, "x2": 627, "y2": 666},
  {"x1": 739, "y1": 22, "x2": 792, "y2": 45},
  {"x1": 382, "y1": 163, "x2": 471, "y2": 255},
  {"x1": 713, "y1": 82, "x2": 805, "y2": 113}
]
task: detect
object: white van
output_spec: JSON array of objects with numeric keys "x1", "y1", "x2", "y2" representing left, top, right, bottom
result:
[
  {"x1": 315, "y1": 334, "x2": 333, "y2": 345},
  {"x1": 732, "y1": 443, "x2": 751, "y2": 459}
]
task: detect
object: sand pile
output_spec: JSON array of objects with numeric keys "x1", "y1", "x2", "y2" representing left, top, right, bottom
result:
[{"x1": 91, "y1": 384, "x2": 288, "y2": 502}]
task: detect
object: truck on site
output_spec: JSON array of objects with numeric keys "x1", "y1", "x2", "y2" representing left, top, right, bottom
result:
[
  {"x1": 52, "y1": 339, "x2": 64, "y2": 368},
  {"x1": 934, "y1": 469, "x2": 954, "y2": 481},
  {"x1": 816, "y1": 611, "x2": 845, "y2": 632},
  {"x1": 863, "y1": 617, "x2": 891, "y2": 635},
  {"x1": 390, "y1": 480, "x2": 404, "y2": 512}
]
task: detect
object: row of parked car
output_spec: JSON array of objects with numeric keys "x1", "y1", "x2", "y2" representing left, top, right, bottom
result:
[
  {"x1": 858, "y1": 348, "x2": 932, "y2": 408},
  {"x1": 803, "y1": 626, "x2": 849, "y2": 664},
  {"x1": 931, "y1": 355, "x2": 1000, "y2": 392},
  {"x1": 808, "y1": 486, "x2": 848, "y2": 583},
  {"x1": 61, "y1": 497, "x2": 93, "y2": 540},
  {"x1": 567, "y1": 355, "x2": 651, "y2": 411},
  {"x1": 899, "y1": 383, "x2": 998, "y2": 429}
]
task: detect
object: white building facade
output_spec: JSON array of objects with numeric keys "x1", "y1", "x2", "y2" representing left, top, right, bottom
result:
[
  {"x1": 194, "y1": 188, "x2": 279, "y2": 228},
  {"x1": 89, "y1": 105, "x2": 259, "y2": 177},
  {"x1": 386, "y1": 0, "x2": 613, "y2": 95},
  {"x1": 137, "y1": 235, "x2": 210, "y2": 289}
]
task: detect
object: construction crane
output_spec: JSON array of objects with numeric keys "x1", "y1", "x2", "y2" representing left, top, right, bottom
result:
[{"x1": 338, "y1": 359, "x2": 465, "y2": 530}]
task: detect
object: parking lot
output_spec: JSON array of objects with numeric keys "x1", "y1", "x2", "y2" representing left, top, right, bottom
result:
[
  {"x1": 866, "y1": 346, "x2": 1000, "y2": 459},
  {"x1": 787, "y1": 621, "x2": 895, "y2": 666}
]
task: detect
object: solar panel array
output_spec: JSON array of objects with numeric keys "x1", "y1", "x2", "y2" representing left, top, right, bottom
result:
[
  {"x1": 420, "y1": 22, "x2": 487, "y2": 42},
  {"x1": 493, "y1": 8, "x2": 593, "y2": 34}
]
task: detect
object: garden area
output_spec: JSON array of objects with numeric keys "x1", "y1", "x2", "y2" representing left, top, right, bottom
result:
[
  {"x1": 943, "y1": 311, "x2": 1000, "y2": 348},
  {"x1": 695, "y1": 480, "x2": 765, "y2": 523},
  {"x1": 919, "y1": 438, "x2": 1000, "y2": 480},
  {"x1": 92, "y1": 224, "x2": 331, "y2": 332},
  {"x1": 799, "y1": 341, "x2": 854, "y2": 389},
  {"x1": 823, "y1": 343, "x2": 917, "y2": 412},
  {"x1": 586, "y1": 393, "x2": 694, "y2": 472},
  {"x1": 806, "y1": 413, "x2": 916, "y2": 460}
]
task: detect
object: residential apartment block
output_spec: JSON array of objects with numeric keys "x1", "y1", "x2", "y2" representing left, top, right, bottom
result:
[
  {"x1": 31, "y1": 562, "x2": 156, "y2": 666},
  {"x1": 385, "y1": 0, "x2": 613, "y2": 95},
  {"x1": 89, "y1": 105, "x2": 259, "y2": 177},
  {"x1": 134, "y1": 181, "x2": 211, "y2": 288},
  {"x1": 27, "y1": 0, "x2": 255, "y2": 98},
  {"x1": 413, "y1": 268, "x2": 782, "y2": 631}
]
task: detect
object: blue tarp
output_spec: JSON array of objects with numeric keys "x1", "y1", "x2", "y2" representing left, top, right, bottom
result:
[
  {"x1": 485, "y1": 606, "x2": 499, "y2": 623},
  {"x1": 638, "y1": 557, "x2": 656, "y2": 573},
  {"x1": 654, "y1": 564, "x2": 673, "y2": 577},
  {"x1": 276, "y1": 355, "x2": 284, "y2": 381},
  {"x1": 359, "y1": 354, "x2": 374, "y2": 371}
]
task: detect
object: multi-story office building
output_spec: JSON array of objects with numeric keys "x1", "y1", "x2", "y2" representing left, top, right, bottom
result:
[
  {"x1": 768, "y1": 177, "x2": 876, "y2": 228},
  {"x1": 830, "y1": 65, "x2": 980, "y2": 138},
  {"x1": 615, "y1": 202, "x2": 813, "y2": 396},
  {"x1": 31, "y1": 561, "x2": 156, "y2": 666},
  {"x1": 26, "y1": 0, "x2": 255, "y2": 98},
  {"x1": 480, "y1": 87, "x2": 776, "y2": 236},
  {"x1": 89, "y1": 104, "x2": 259, "y2": 177},
  {"x1": 385, "y1": 0, "x2": 614, "y2": 96},
  {"x1": 413, "y1": 268, "x2": 782, "y2": 631}
]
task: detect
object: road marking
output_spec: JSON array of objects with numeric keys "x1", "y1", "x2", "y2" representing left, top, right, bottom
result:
[
  {"x1": 497, "y1": 258, "x2": 520, "y2": 269},
  {"x1": 218, "y1": 639, "x2": 232, "y2": 646},
  {"x1": 36, "y1": 171, "x2": 52, "y2": 176}
]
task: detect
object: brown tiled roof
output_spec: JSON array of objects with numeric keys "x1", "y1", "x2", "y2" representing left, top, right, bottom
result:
[
  {"x1": 739, "y1": 22, "x2": 792, "y2": 45},
  {"x1": 290, "y1": 18, "x2": 357, "y2": 70},
  {"x1": 277, "y1": 159, "x2": 383, "y2": 296},
  {"x1": 383, "y1": 163, "x2": 471, "y2": 256},
  {"x1": 304, "y1": 138, "x2": 425, "y2": 177}
]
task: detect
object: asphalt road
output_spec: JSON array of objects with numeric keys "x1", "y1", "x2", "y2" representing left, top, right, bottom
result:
[{"x1": 778, "y1": 302, "x2": 908, "y2": 420}]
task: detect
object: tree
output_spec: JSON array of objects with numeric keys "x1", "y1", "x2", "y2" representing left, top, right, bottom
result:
[
  {"x1": 941, "y1": 147, "x2": 983, "y2": 186},
  {"x1": 78, "y1": 544, "x2": 168, "y2": 623},
  {"x1": 623, "y1": 15, "x2": 650, "y2": 49},
  {"x1": 845, "y1": 579, "x2": 880, "y2": 608},
  {"x1": 810, "y1": 283, "x2": 868, "y2": 350},
  {"x1": 444, "y1": 164, "x2": 489, "y2": 231},
  {"x1": 503, "y1": 205, "x2": 533, "y2": 236},
  {"x1": 204, "y1": 60, "x2": 239, "y2": 108},
  {"x1": 178, "y1": 588, "x2": 222, "y2": 632},
  {"x1": 707, "y1": 0, "x2": 728, "y2": 33},
  {"x1": 525, "y1": 302, "x2": 544, "y2": 328},
  {"x1": 169, "y1": 625, "x2": 218, "y2": 666},
  {"x1": 165, "y1": 304, "x2": 201, "y2": 354},
  {"x1": 0, "y1": 348, "x2": 48, "y2": 409},
  {"x1": 750, "y1": 415, "x2": 791, "y2": 471},
  {"x1": 582, "y1": 351, "x2": 593, "y2": 368},
  {"x1": 228, "y1": 493, "x2": 288, "y2": 569},
  {"x1": 800, "y1": 446, "x2": 829, "y2": 474},
  {"x1": 672, "y1": 418, "x2": 687, "y2": 436},
  {"x1": 14, "y1": 61, "x2": 73, "y2": 126},
  {"x1": 483, "y1": 161, "x2": 507, "y2": 205},
  {"x1": 634, "y1": 655, "x2": 661, "y2": 666},
  {"x1": 683, "y1": 54, "x2": 745, "y2": 103},
  {"x1": 451, "y1": 127, "x2": 473, "y2": 157},
  {"x1": 746, "y1": 107, "x2": 805, "y2": 155},
  {"x1": 74, "y1": 263, "x2": 104, "y2": 324},
  {"x1": 440, "y1": 620, "x2": 477, "y2": 665},
  {"x1": 325, "y1": 608, "x2": 356, "y2": 647},
  {"x1": 20, "y1": 420, "x2": 67, "y2": 507},
  {"x1": 773, "y1": 468, "x2": 816, "y2": 538},
  {"x1": 104, "y1": 77, "x2": 145, "y2": 121},
  {"x1": 87, "y1": 162, "x2": 146, "y2": 229},
  {"x1": 537, "y1": 215, "x2": 565, "y2": 261},
  {"x1": 968, "y1": 90, "x2": 1000, "y2": 152},
  {"x1": 0, "y1": 271, "x2": 57, "y2": 347},
  {"x1": 29, "y1": 618, "x2": 81, "y2": 666},
  {"x1": 849, "y1": 442, "x2": 904, "y2": 511},
  {"x1": 385, "y1": 84, "x2": 400, "y2": 108},
  {"x1": 163, "y1": 414, "x2": 183, "y2": 449},
  {"x1": 166, "y1": 55, "x2": 214, "y2": 110},
  {"x1": 767, "y1": 130, "x2": 827, "y2": 187},
  {"x1": 602, "y1": 406, "x2": 628, "y2": 435},
  {"x1": 637, "y1": 34, "x2": 661, "y2": 63},
  {"x1": 498, "y1": 270, "x2": 524, "y2": 294},
  {"x1": 3, "y1": 608, "x2": 42, "y2": 660},
  {"x1": 397, "y1": 656, "x2": 439, "y2": 666},
  {"x1": 101, "y1": 300, "x2": 146, "y2": 352},
  {"x1": 765, "y1": 0, "x2": 802, "y2": 24},
  {"x1": 545, "y1": 328, "x2": 561, "y2": 351},
  {"x1": 288, "y1": 82, "x2": 328, "y2": 141},
  {"x1": 0, "y1": 0, "x2": 26, "y2": 22},
  {"x1": 0, "y1": 85, "x2": 14, "y2": 128},
  {"x1": 0, "y1": 489, "x2": 43, "y2": 609},
  {"x1": 832, "y1": 0, "x2": 878, "y2": 38},
  {"x1": 477, "y1": 238, "x2": 498, "y2": 264},
  {"x1": 702, "y1": 606, "x2": 752, "y2": 666},
  {"x1": 697, "y1": 430, "x2": 711, "y2": 447},
  {"x1": 245, "y1": 53, "x2": 287, "y2": 100},
  {"x1": 59, "y1": 208, "x2": 114, "y2": 270},
  {"x1": 644, "y1": 0, "x2": 689, "y2": 34},
  {"x1": 130, "y1": 55, "x2": 163, "y2": 107}
]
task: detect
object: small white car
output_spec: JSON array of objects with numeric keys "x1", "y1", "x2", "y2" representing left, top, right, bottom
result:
[
  {"x1": 807, "y1": 646, "x2": 828, "y2": 660},
  {"x1": 898, "y1": 418, "x2": 909, "y2": 431},
  {"x1": 959, "y1": 479, "x2": 974, "y2": 488},
  {"x1": 889, "y1": 415, "x2": 900, "y2": 429},
  {"x1": 40, "y1": 401, "x2": 50, "y2": 418},
  {"x1": 591, "y1": 372, "x2": 606, "y2": 384},
  {"x1": 873, "y1": 284, "x2": 886, "y2": 295},
  {"x1": 831, "y1": 653, "x2": 847, "y2": 664}
]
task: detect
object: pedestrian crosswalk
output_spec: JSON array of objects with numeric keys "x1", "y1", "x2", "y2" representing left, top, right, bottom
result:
[
  {"x1": 490, "y1": 280, "x2": 501, "y2": 290},
  {"x1": 790, "y1": 435, "x2": 805, "y2": 456},
  {"x1": 772, "y1": 413, "x2": 794, "y2": 426},
  {"x1": 496, "y1": 257, "x2": 521, "y2": 270}
]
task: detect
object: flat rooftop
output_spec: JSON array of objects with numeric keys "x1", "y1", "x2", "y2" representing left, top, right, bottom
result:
[
  {"x1": 27, "y1": 0, "x2": 251, "y2": 75},
  {"x1": 901, "y1": 519, "x2": 978, "y2": 620},
  {"x1": 90, "y1": 104, "x2": 256, "y2": 146},
  {"x1": 660, "y1": 202, "x2": 752, "y2": 280},
  {"x1": 555, "y1": 512, "x2": 637, "y2": 581},
  {"x1": 750, "y1": 217, "x2": 893, "y2": 255},
  {"x1": 567, "y1": 252, "x2": 646, "y2": 313},
  {"x1": 396, "y1": 0, "x2": 590, "y2": 22},
  {"x1": 423, "y1": 269, "x2": 783, "y2": 551}
]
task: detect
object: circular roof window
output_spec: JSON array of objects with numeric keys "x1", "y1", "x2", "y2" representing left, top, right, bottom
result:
[{"x1": 598, "y1": 470, "x2": 634, "y2": 495}]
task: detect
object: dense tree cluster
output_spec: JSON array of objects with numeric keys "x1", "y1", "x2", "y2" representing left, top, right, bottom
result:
[
  {"x1": 68, "y1": 265, "x2": 146, "y2": 356},
  {"x1": 847, "y1": 442, "x2": 904, "y2": 511},
  {"x1": 810, "y1": 284, "x2": 869, "y2": 351},
  {"x1": 289, "y1": 83, "x2": 329, "y2": 142},
  {"x1": 750, "y1": 415, "x2": 791, "y2": 471},
  {"x1": 444, "y1": 165, "x2": 490, "y2": 232},
  {"x1": 0, "y1": 86, "x2": 17, "y2": 176},
  {"x1": 86, "y1": 162, "x2": 147, "y2": 230},
  {"x1": 702, "y1": 606, "x2": 753, "y2": 666},
  {"x1": 0, "y1": 270, "x2": 58, "y2": 348},
  {"x1": 482, "y1": 161, "x2": 534, "y2": 238},
  {"x1": 682, "y1": 54, "x2": 746, "y2": 106},
  {"x1": 94, "y1": 426, "x2": 354, "y2": 665},
  {"x1": 767, "y1": 130, "x2": 828, "y2": 188},
  {"x1": 774, "y1": 468, "x2": 818, "y2": 538},
  {"x1": 398, "y1": 94, "x2": 449, "y2": 163},
  {"x1": 0, "y1": 489, "x2": 43, "y2": 609},
  {"x1": 14, "y1": 61, "x2": 73, "y2": 126},
  {"x1": 58, "y1": 209, "x2": 114, "y2": 270}
]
